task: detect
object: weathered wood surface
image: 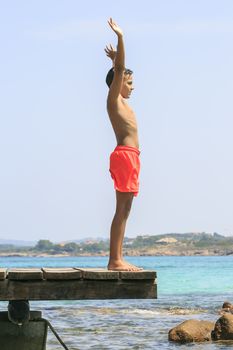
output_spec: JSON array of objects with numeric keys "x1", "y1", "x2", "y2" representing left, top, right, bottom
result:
[
  {"x1": 0, "y1": 268, "x2": 157, "y2": 300},
  {"x1": 8, "y1": 269, "x2": 43, "y2": 280},
  {"x1": 120, "y1": 271, "x2": 157, "y2": 280},
  {"x1": 42, "y1": 268, "x2": 82, "y2": 280},
  {"x1": 76, "y1": 268, "x2": 119, "y2": 280},
  {"x1": 0, "y1": 269, "x2": 7, "y2": 280}
]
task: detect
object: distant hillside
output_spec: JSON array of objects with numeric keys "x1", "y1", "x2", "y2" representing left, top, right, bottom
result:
[
  {"x1": 0, "y1": 239, "x2": 36, "y2": 246},
  {"x1": 123, "y1": 232, "x2": 233, "y2": 256},
  {"x1": 0, "y1": 232, "x2": 233, "y2": 256}
]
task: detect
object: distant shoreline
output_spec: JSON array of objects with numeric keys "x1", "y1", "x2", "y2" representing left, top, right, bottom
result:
[{"x1": 0, "y1": 251, "x2": 233, "y2": 257}]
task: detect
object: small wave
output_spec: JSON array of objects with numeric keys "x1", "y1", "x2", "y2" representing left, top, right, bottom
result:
[
  {"x1": 167, "y1": 307, "x2": 205, "y2": 315},
  {"x1": 124, "y1": 309, "x2": 161, "y2": 316},
  {"x1": 122, "y1": 307, "x2": 206, "y2": 316},
  {"x1": 41, "y1": 303, "x2": 208, "y2": 319}
]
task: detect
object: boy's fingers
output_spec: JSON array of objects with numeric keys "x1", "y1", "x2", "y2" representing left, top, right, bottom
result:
[{"x1": 105, "y1": 46, "x2": 115, "y2": 54}]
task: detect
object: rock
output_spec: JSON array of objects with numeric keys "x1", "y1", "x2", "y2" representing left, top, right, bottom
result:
[
  {"x1": 212, "y1": 314, "x2": 233, "y2": 340},
  {"x1": 156, "y1": 237, "x2": 177, "y2": 244},
  {"x1": 221, "y1": 301, "x2": 233, "y2": 313},
  {"x1": 222, "y1": 301, "x2": 233, "y2": 309},
  {"x1": 168, "y1": 319, "x2": 215, "y2": 343}
]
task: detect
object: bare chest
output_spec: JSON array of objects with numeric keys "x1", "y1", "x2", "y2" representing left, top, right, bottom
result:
[{"x1": 108, "y1": 101, "x2": 137, "y2": 128}]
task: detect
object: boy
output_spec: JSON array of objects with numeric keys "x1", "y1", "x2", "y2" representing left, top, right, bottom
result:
[{"x1": 105, "y1": 18, "x2": 142, "y2": 271}]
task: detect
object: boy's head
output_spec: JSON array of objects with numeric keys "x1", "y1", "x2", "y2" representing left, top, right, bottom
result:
[{"x1": 106, "y1": 68, "x2": 134, "y2": 99}]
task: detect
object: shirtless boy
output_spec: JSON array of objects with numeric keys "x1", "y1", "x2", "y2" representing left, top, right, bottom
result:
[{"x1": 105, "y1": 18, "x2": 141, "y2": 271}]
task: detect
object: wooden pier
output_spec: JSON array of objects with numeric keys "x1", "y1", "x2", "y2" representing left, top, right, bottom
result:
[
  {"x1": 0, "y1": 267, "x2": 157, "y2": 300},
  {"x1": 0, "y1": 267, "x2": 157, "y2": 349}
]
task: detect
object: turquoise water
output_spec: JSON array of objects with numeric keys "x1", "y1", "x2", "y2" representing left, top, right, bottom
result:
[{"x1": 1, "y1": 256, "x2": 233, "y2": 349}]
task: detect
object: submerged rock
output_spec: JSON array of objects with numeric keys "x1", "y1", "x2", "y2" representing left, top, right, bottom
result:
[
  {"x1": 212, "y1": 314, "x2": 233, "y2": 340},
  {"x1": 168, "y1": 319, "x2": 214, "y2": 343}
]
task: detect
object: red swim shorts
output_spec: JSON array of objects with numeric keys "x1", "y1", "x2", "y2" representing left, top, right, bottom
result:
[{"x1": 109, "y1": 145, "x2": 141, "y2": 196}]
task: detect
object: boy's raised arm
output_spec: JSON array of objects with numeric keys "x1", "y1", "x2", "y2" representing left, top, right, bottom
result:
[{"x1": 107, "y1": 18, "x2": 125, "y2": 100}]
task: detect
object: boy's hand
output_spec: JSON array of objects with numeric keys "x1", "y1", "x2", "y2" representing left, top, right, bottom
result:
[
  {"x1": 104, "y1": 44, "x2": 116, "y2": 62},
  {"x1": 108, "y1": 18, "x2": 123, "y2": 37}
]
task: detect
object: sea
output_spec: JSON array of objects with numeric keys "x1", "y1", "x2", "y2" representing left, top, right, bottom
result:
[{"x1": 0, "y1": 256, "x2": 233, "y2": 350}]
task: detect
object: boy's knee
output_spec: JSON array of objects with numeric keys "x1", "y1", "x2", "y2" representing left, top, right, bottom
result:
[
  {"x1": 125, "y1": 200, "x2": 132, "y2": 216},
  {"x1": 116, "y1": 199, "x2": 132, "y2": 219}
]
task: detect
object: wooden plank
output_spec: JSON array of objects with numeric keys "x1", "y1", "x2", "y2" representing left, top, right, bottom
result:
[
  {"x1": 76, "y1": 268, "x2": 119, "y2": 280},
  {"x1": 0, "y1": 279, "x2": 157, "y2": 300},
  {"x1": 7, "y1": 268, "x2": 43, "y2": 280},
  {"x1": 42, "y1": 268, "x2": 82, "y2": 280},
  {"x1": 0, "y1": 269, "x2": 7, "y2": 280},
  {"x1": 120, "y1": 270, "x2": 157, "y2": 280}
]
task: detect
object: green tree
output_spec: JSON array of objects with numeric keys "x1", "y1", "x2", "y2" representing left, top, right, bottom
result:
[
  {"x1": 34, "y1": 240, "x2": 54, "y2": 251},
  {"x1": 63, "y1": 242, "x2": 79, "y2": 252}
]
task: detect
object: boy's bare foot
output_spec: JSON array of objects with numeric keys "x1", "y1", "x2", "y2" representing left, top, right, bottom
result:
[
  {"x1": 122, "y1": 260, "x2": 143, "y2": 271},
  {"x1": 108, "y1": 259, "x2": 143, "y2": 271}
]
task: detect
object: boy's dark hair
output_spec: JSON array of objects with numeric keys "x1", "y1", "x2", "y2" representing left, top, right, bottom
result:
[{"x1": 105, "y1": 67, "x2": 133, "y2": 87}]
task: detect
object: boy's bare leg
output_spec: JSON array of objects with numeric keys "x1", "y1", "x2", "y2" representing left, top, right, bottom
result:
[{"x1": 108, "y1": 191, "x2": 142, "y2": 271}]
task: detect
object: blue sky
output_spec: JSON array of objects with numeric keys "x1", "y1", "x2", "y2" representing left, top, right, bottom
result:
[{"x1": 0, "y1": 0, "x2": 233, "y2": 241}]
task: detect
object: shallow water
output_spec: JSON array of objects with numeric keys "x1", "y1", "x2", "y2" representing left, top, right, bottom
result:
[{"x1": 1, "y1": 256, "x2": 233, "y2": 349}]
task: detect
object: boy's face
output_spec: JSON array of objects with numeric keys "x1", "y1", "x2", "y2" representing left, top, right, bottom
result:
[{"x1": 120, "y1": 74, "x2": 134, "y2": 99}]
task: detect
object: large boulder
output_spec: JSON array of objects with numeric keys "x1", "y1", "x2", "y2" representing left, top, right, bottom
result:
[
  {"x1": 212, "y1": 314, "x2": 233, "y2": 340},
  {"x1": 169, "y1": 319, "x2": 215, "y2": 343}
]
